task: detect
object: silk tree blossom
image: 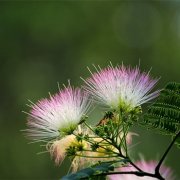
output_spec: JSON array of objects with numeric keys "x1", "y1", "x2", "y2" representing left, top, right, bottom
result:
[
  {"x1": 49, "y1": 125, "x2": 118, "y2": 169},
  {"x1": 25, "y1": 85, "x2": 91, "y2": 142},
  {"x1": 49, "y1": 134, "x2": 76, "y2": 165},
  {"x1": 49, "y1": 124, "x2": 132, "y2": 171},
  {"x1": 109, "y1": 158, "x2": 175, "y2": 180},
  {"x1": 83, "y1": 64, "x2": 159, "y2": 111},
  {"x1": 71, "y1": 131, "x2": 137, "y2": 172},
  {"x1": 48, "y1": 125, "x2": 89, "y2": 165},
  {"x1": 71, "y1": 138, "x2": 119, "y2": 172}
]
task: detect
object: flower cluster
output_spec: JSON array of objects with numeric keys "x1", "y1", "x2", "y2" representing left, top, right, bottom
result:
[{"x1": 23, "y1": 63, "x2": 175, "y2": 179}]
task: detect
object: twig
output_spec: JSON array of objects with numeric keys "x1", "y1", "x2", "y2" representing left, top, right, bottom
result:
[
  {"x1": 92, "y1": 170, "x2": 164, "y2": 180},
  {"x1": 155, "y1": 131, "x2": 180, "y2": 176}
]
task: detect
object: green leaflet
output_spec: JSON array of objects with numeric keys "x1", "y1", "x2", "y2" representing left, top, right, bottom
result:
[
  {"x1": 61, "y1": 162, "x2": 113, "y2": 180},
  {"x1": 61, "y1": 159, "x2": 128, "y2": 180},
  {"x1": 141, "y1": 82, "x2": 180, "y2": 147}
]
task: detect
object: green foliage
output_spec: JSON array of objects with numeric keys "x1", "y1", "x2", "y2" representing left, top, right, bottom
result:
[
  {"x1": 142, "y1": 82, "x2": 180, "y2": 147},
  {"x1": 61, "y1": 162, "x2": 114, "y2": 180},
  {"x1": 174, "y1": 135, "x2": 180, "y2": 148},
  {"x1": 61, "y1": 159, "x2": 128, "y2": 180}
]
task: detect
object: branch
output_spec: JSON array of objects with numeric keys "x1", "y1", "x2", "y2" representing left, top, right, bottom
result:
[
  {"x1": 92, "y1": 170, "x2": 164, "y2": 180},
  {"x1": 129, "y1": 160, "x2": 143, "y2": 172},
  {"x1": 155, "y1": 131, "x2": 180, "y2": 175}
]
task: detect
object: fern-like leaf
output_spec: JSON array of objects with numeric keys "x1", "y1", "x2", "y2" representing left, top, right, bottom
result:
[{"x1": 141, "y1": 82, "x2": 180, "y2": 148}]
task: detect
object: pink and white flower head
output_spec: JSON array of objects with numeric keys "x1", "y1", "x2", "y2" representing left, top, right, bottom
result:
[
  {"x1": 109, "y1": 157, "x2": 175, "y2": 180},
  {"x1": 83, "y1": 64, "x2": 159, "y2": 111},
  {"x1": 25, "y1": 85, "x2": 90, "y2": 142}
]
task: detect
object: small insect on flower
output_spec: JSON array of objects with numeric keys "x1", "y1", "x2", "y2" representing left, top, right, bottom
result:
[
  {"x1": 96, "y1": 111, "x2": 114, "y2": 126},
  {"x1": 24, "y1": 84, "x2": 91, "y2": 142},
  {"x1": 82, "y1": 64, "x2": 159, "y2": 112}
]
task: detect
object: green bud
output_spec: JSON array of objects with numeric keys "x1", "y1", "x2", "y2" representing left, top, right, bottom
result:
[
  {"x1": 91, "y1": 143, "x2": 99, "y2": 151},
  {"x1": 66, "y1": 146, "x2": 77, "y2": 157}
]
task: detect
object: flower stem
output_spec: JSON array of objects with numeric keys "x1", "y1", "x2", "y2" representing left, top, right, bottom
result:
[
  {"x1": 75, "y1": 154, "x2": 119, "y2": 159},
  {"x1": 73, "y1": 132, "x2": 119, "y2": 156}
]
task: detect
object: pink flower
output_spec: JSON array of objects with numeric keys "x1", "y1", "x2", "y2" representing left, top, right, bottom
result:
[
  {"x1": 48, "y1": 134, "x2": 76, "y2": 165},
  {"x1": 109, "y1": 158, "x2": 175, "y2": 180},
  {"x1": 25, "y1": 85, "x2": 90, "y2": 142},
  {"x1": 83, "y1": 64, "x2": 159, "y2": 111}
]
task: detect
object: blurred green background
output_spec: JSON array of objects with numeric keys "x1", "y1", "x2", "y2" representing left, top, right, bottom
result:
[{"x1": 0, "y1": 1, "x2": 180, "y2": 180}]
